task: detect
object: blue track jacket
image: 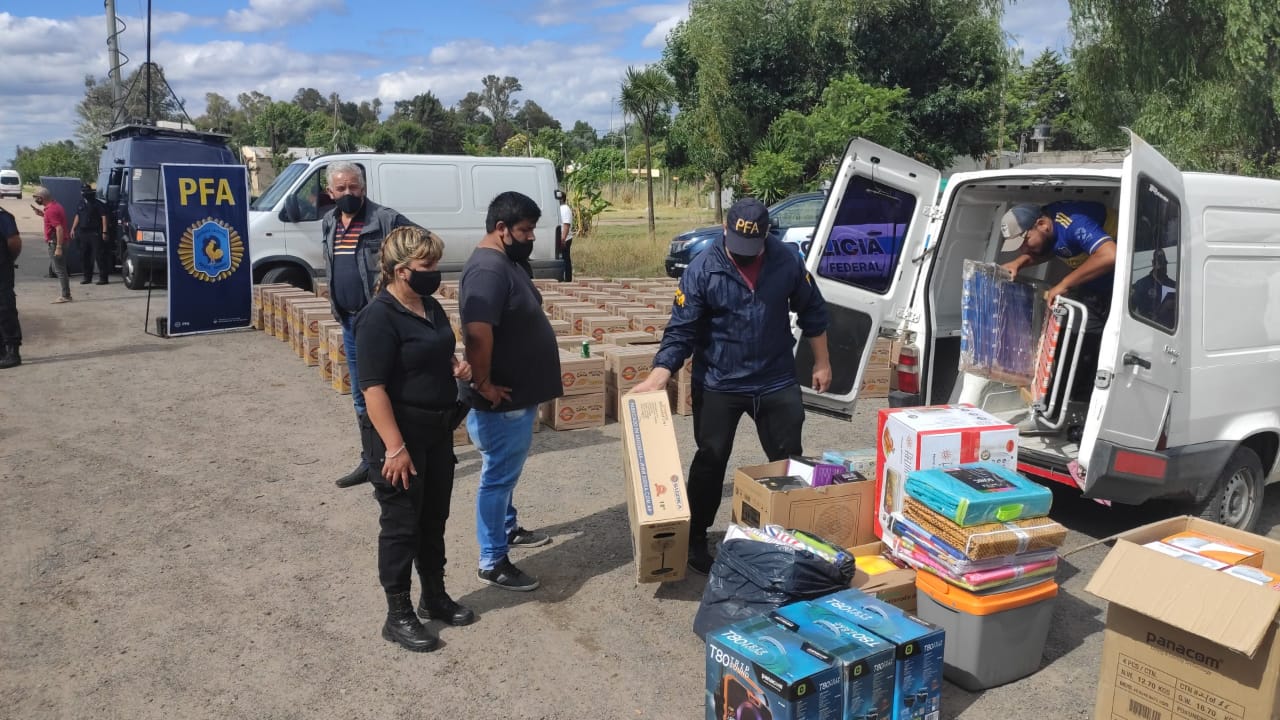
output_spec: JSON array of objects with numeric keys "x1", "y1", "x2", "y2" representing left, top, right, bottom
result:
[{"x1": 652, "y1": 235, "x2": 829, "y2": 395}]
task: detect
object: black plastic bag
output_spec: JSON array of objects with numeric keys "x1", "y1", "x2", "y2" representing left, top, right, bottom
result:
[{"x1": 692, "y1": 537, "x2": 855, "y2": 639}]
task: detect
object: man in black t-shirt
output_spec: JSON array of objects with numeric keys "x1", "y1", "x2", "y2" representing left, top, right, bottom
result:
[
  {"x1": 460, "y1": 191, "x2": 562, "y2": 592},
  {"x1": 0, "y1": 207, "x2": 21, "y2": 368}
]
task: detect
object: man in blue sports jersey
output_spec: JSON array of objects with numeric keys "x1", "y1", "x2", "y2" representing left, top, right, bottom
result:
[{"x1": 999, "y1": 202, "x2": 1117, "y2": 407}]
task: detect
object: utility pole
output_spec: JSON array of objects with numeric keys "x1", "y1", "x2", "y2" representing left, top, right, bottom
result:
[
  {"x1": 144, "y1": 0, "x2": 153, "y2": 122},
  {"x1": 104, "y1": 0, "x2": 124, "y2": 106}
]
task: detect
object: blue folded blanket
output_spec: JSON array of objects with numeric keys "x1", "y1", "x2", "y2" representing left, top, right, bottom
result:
[{"x1": 905, "y1": 462, "x2": 1052, "y2": 527}]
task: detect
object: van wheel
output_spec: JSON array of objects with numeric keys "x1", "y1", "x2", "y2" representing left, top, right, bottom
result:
[
  {"x1": 122, "y1": 253, "x2": 148, "y2": 290},
  {"x1": 1195, "y1": 446, "x2": 1264, "y2": 531},
  {"x1": 261, "y1": 265, "x2": 309, "y2": 290}
]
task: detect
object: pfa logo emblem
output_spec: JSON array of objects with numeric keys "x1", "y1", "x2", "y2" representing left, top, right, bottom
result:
[{"x1": 178, "y1": 218, "x2": 244, "y2": 282}]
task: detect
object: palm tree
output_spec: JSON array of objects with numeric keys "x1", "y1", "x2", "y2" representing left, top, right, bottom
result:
[{"x1": 619, "y1": 65, "x2": 676, "y2": 242}]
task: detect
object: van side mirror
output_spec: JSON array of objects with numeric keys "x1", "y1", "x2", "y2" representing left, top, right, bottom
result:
[
  {"x1": 281, "y1": 194, "x2": 300, "y2": 223},
  {"x1": 106, "y1": 185, "x2": 120, "y2": 204}
]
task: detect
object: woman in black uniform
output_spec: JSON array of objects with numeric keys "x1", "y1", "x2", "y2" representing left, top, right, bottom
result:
[{"x1": 356, "y1": 225, "x2": 473, "y2": 652}]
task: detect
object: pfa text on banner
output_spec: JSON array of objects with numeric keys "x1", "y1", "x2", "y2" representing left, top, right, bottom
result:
[{"x1": 163, "y1": 164, "x2": 253, "y2": 336}]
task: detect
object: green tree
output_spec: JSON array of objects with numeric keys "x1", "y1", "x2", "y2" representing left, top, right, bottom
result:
[
  {"x1": 998, "y1": 50, "x2": 1093, "y2": 153},
  {"x1": 75, "y1": 63, "x2": 184, "y2": 148},
  {"x1": 292, "y1": 87, "x2": 327, "y2": 113},
  {"x1": 391, "y1": 92, "x2": 464, "y2": 153},
  {"x1": 479, "y1": 75, "x2": 523, "y2": 147},
  {"x1": 13, "y1": 141, "x2": 97, "y2": 183},
  {"x1": 747, "y1": 75, "x2": 910, "y2": 200},
  {"x1": 620, "y1": 65, "x2": 676, "y2": 241},
  {"x1": 846, "y1": 0, "x2": 1006, "y2": 166},
  {"x1": 1070, "y1": 0, "x2": 1280, "y2": 173},
  {"x1": 513, "y1": 100, "x2": 561, "y2": 135}
]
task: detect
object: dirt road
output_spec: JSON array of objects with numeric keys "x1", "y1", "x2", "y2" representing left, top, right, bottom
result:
[{"x1": 2, "y1": 196, "x2": 1277, "y2": 719}]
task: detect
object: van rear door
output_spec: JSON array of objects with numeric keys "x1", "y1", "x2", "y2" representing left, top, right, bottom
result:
[
  {"x1": 795, "y1": 138, "x2": 940, "y2": 417},
  {"x1": 1079, "y1": 133, "x2": 1187, "y2": 489}
]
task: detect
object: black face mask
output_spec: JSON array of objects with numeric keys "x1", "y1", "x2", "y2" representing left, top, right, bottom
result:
[
  {"x1": 335, "y1": 194, "x2": 363, "y2": 215},
  {"x1": 730, "y1": 252, "x2": 760, "y2": 267},
  {"x1": 504, "y1": 233, "x2": 534, "y2": 263},
  {"x1": 405, "y1": 269, "x2": 441, "y2": 296}
]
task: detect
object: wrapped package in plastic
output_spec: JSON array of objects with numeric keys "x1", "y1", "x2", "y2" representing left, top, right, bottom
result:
[{"x1": 960, "y1": 260, "x2": 1043, "y2": 386}]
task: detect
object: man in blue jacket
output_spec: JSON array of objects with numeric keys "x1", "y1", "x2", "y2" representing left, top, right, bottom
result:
[{"x1": 633, "y1": 198, "x2": 831, "y2": 574}]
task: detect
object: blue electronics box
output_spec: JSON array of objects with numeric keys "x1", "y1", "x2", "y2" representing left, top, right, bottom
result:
[
  {"x1": 772, "y1": 602, "x2": 896, "y2": 720},
  {"x1": 813, "y1": 589, "x2": 945, "y2": 720},
  {"x1": 705, "y1": 615, "x2": 843, "y2": 720}
]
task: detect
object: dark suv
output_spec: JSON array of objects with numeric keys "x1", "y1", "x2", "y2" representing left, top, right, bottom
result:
[{"x1": 664, "y1": 191, "x2": 826, "y2": 277}]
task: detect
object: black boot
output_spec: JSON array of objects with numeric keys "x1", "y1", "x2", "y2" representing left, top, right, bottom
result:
[
  {"x1": 0, "y1": 345, "x2": 20, "y2": 369},
  {"x1": 418, "y1": 573, "x2": 475, "y2": 626},
  {"x1": 335, "y1": 462, "x2": 369, "y2": 488},
  {"x1": 382, "y1": 591, "x2": 438, "y2": 652}
]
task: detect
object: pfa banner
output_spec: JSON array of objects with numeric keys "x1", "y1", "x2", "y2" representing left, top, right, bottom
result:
[{"x1": 163, "y1": 164, "x2": 252, "y2": 336}]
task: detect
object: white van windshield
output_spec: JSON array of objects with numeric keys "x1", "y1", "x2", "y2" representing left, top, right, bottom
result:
[{"x1": 251, "y1": 163, "x2": 308, "y2": 212}]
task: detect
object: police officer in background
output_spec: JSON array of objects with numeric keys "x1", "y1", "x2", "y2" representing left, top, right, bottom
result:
[
  {"x1": 0, "y1": 205, "x2": 21, "y2": 369},
  {"x1": 632, "y1": 198, "x2": 831, "y2": 574},
  {"x1": 71, "y1": 184, "x2": 109, "y2": 285}
]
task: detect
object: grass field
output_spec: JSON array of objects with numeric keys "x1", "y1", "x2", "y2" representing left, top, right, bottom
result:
[{"x1": 575, "y1": 202, "x2": 721, "y2": 278}]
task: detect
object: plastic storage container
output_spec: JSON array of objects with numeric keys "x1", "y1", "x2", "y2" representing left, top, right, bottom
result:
[
  {"x1": 905, "y1": 462, "x2": 1053, "y2": 527},
  {"x1": 913, "y1": 572, "x2": 1058, "y2": 691}
]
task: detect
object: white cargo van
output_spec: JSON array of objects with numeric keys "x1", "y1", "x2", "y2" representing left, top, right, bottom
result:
[
  {"x1": 0, "y1": 169, "x2": 21, "y2": 199},
  {"x1": 797, "y1": 132, "x2": 1280, "y2": 530},
  {"x1": 247, "y1": 153, "x2": 562, "y2": 287}
]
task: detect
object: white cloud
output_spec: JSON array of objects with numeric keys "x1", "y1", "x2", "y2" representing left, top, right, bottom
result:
[
  {"x1": 225, "y1": 0, "x2": 345, "y2": 33},
  {"x1": 641, "y1": 12, "x2": 685, "y2": 48},
  {"x1": 1003, "y1": 0, "x2": 1073, "y2": 59}
]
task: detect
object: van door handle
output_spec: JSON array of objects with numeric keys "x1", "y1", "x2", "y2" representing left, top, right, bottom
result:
[{"x1": 1122, "y1": 352, "x2": 1151, "y2": 370}]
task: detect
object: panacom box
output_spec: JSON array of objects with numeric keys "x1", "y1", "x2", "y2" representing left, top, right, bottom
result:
[{"x1": 619, "y1": 390, "x2": 690, "y2": 583}]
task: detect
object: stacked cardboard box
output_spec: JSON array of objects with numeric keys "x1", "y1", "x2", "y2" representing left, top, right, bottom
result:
[
  {"x1": 542, "y1": 351, "x2": 606, "y2": 430},
  {"x1": 668, "y1": 358, "x2": 693, "y2": 416},
  {"x1": 603, "y1": 346, "x2": 656, "y2": 419},
  {"x1": 861, "y1": 337, "x2": 892, "y2": 398}
]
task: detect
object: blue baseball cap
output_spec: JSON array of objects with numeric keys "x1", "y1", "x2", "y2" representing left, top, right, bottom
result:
[{"x1": 725, "y1": 198, "x2": 770, "y2": 256}]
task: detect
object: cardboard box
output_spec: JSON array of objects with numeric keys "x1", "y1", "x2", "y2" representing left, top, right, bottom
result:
[
  {"x1": 558, "y1": 353, "x2": 606, "y2": 396},
  {"x1": 556, "y1": 335, "x2": 593, "y2": 354},
  {"x1": 313, "y1": 280, "x2": 330, "y2": 299},
  {"x1": 582, "y1": 315, "x2": 630, "y2": 342},
  {"x1": 668, "y1": 379, "x2": 692, "y2": 416},
  {"x1": 259, "y1": 286, "x2": 306, "y2": 337},
  {"x1": 731, "y1": 461, "x2": 878, "y2": 551},
  {"x1": 848, "y1": 541, "x2": 918, "y2": 612},
  {"x1": 604, "y1": 346, "x2": 656, "y2": 390},
  {"x1": 818, "y1": 589, "x2": 945, "y2": 720},
  {"x1": 565, "y1": 307, "x2": 610, "y2": 333},
  {"x1": 327, "y1": 327, "x2": 350, "y2": 394},
  {"x1": 1087, "y1": 517, "x2": 1280, "y2": 720},
  {"x1": 252, "y1": 283, "x2": 292, "y2": 330},
  {"x1": 603, "y1": 301, "x2": 649, "y2": 316},
  {"x1": 548, "y1": 318, "x2": 572, "y2": 337},
  {"x1": 619, "y1": 391, "x2": 691, "y2": 583},
  {"x1": 540, "y1": 393, "x2": 606, "y2": 430},
  {"x1": 704, "y1": 615, "x2": 844, "y2": 720},
  {"x1": 630, "y1": 314, "x2": 670, "y2": 334},
  {"x1": 552, "y1": 301, "x2": 594, "y2": 321},
  {"x1": 317, "y1": 319, "x2": 341, "y2": 381},
  {"x1": 1162, "y1": 530, "x2": 1264, "y2": 567},
  {"x1": 273, "y1": 290, "x2": 315, "y2": 341},
  {"x1": 300, "y1": 308, "x2": 334, "y2": 366},
  {"x1": 290, "y1": 300, "x2": 332, "y2": 357},
  {"x1": 874, "y1": 405, "x2": 1019, "y2": 541},
  {"x1": 452, "y1": 424, "x2": 471, "y2": 447},
  {"x1": 600, "y1": 330, "x2": 657, "y2": 346}
]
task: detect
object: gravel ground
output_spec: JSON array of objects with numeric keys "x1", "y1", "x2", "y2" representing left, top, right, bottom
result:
[{"x1": 3, "y1": 196, "x2": 1278, "y2": 719}]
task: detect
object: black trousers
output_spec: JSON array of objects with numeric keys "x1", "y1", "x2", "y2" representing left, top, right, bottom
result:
[
  {"x1": 79, "y1": 233, "x2": 110, "y2": 282},
  {"x1": 688, "y1": 384, "x2": 806, "y2": 538},
  {"x1": 361, "y1": 415, "x2": 457, "y2": 594},
  {"x1": 0, "y1": 258, "x2": 20, "y2": 346},
  {"x1": 561, "y1": 239, "x2": 573, "y2": 282}
]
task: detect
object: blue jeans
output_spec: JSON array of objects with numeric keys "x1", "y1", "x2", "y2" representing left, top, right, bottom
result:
[
  {"x1": 468, "y1": 406, "x2": 538, "y2": 570},
  {"x1": 339, "y1": 314, "x2": 365, "y2": 416}
]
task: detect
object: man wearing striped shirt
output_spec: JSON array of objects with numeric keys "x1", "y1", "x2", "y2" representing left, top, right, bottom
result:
[{"x1": 321, "y1": 162, "x2": 420, "y2": 488}]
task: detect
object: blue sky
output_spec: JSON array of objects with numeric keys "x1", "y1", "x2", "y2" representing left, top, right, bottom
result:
[{"x1": 0, "y1": 0, "x2": 1072, "y2": 162}]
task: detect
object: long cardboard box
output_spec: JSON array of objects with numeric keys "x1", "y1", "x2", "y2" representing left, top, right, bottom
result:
[
  {"x1": 1087, "y1": 516, "x2": 1280, "y2": 720},
  {"x1": 619, "y1": 391, "x2": 690, "y2": 583},
  {"x1": 732, "y1": 460, "x2": 877, "y2": 551}
]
